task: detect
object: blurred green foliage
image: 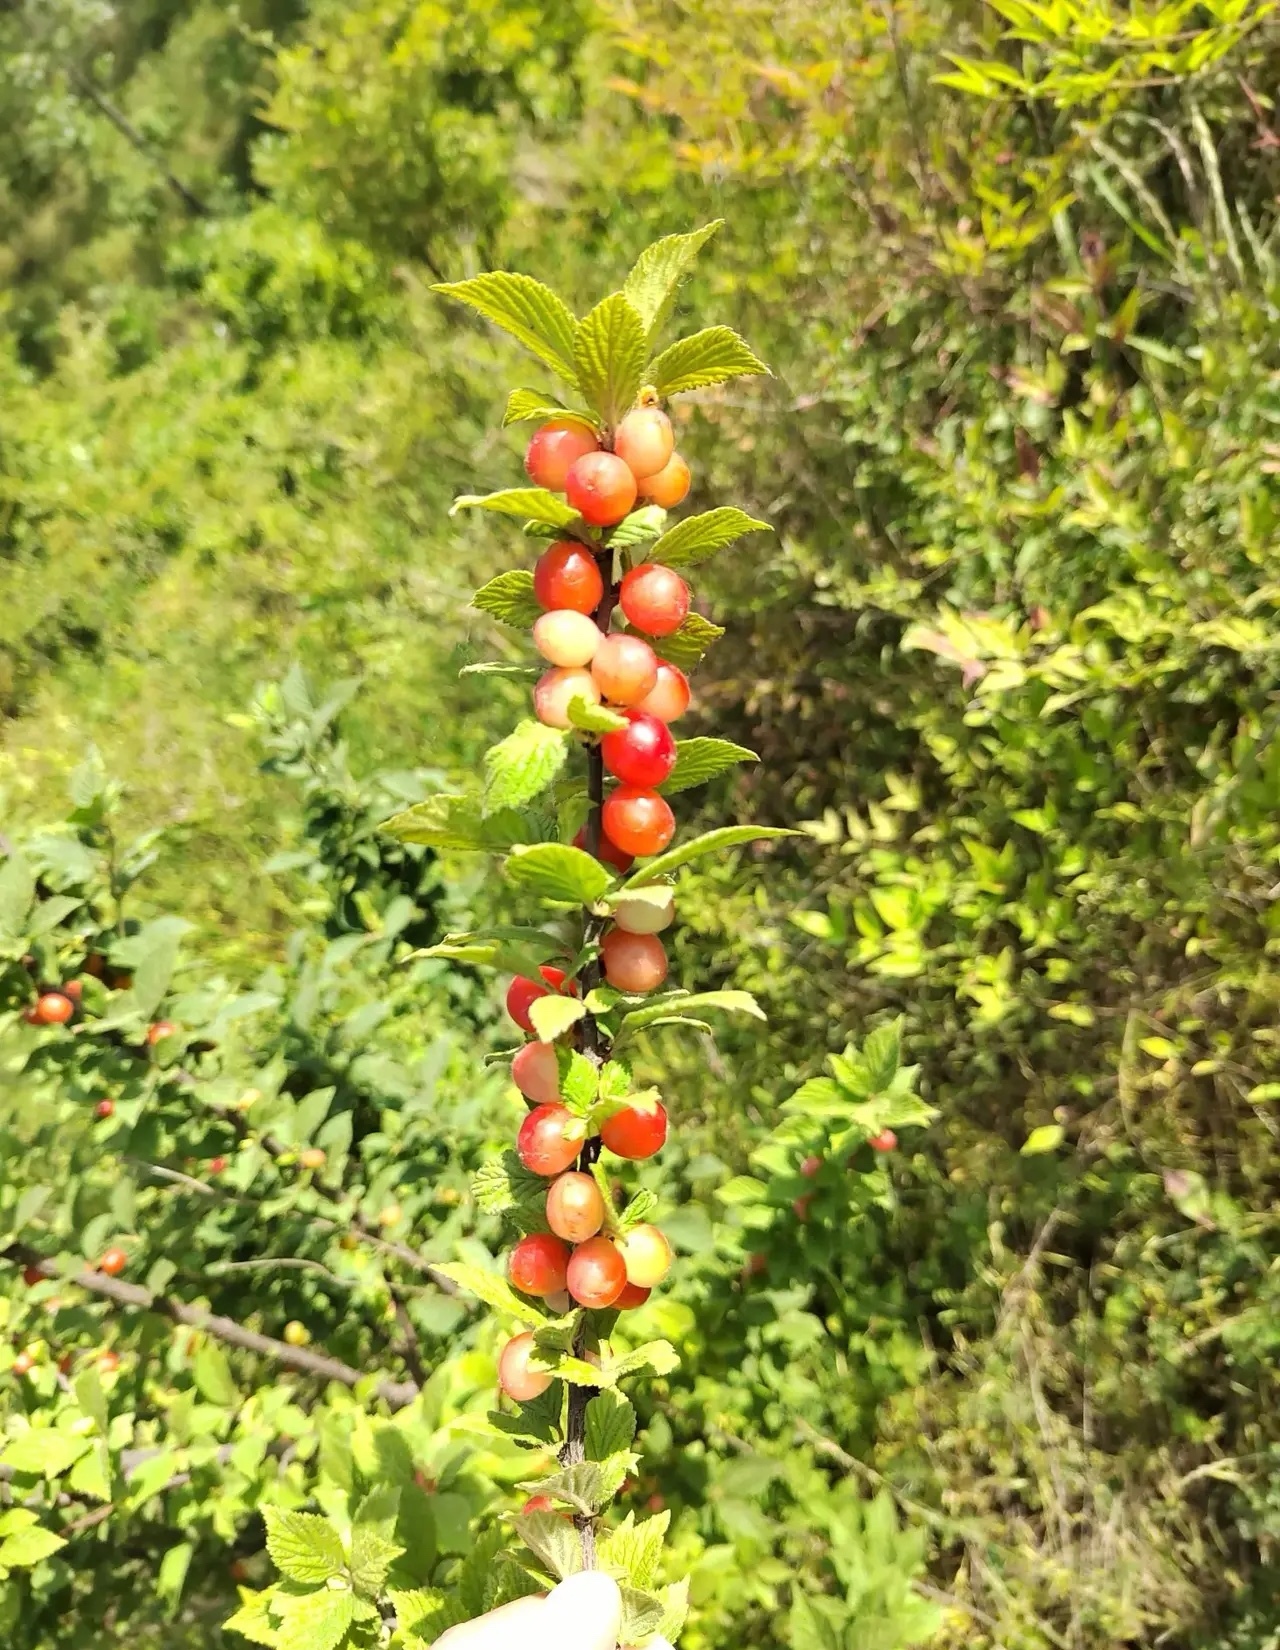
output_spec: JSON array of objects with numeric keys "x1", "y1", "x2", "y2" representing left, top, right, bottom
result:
[{"x1": 3, "y1": 0, "x2": 1280, "y2": 1647}]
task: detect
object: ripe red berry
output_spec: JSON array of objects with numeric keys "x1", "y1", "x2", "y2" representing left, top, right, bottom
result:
[
  {"x1": 63, "y1": 980, "x2": 83, "y2": 1003},
  {"x1": 522, "y1": 1494, "x2": 556, "y2": 1515},
  {"x1": 499, "y1": 1332, "x2": 552, "y2": 1402},
  {"x1": 800, "y1": 1155, "x2": 822, "y2": 1179},
  {"x1": 525, "y1": 420, "x2": 600, "y2": 491},
  {"x1": 614, "y1": 1281, "x2": 651, "y2": 1310},
  {"x1": 99, "y1": 1247, "x2": 127, "y2": 1278},
  {"x1": 565, "y1": 452, "x2": 637, "y2": 526},
  {"x1": 616, "y1": 1223, "x2": 672, "y2": 1289},
  {"x1": 566, "y1": 1236, "x2": 627, "y2": 1308},
  {"x1": 534, "y1": 665, "x2": 601, "y2": 729},
  {"x1": 512, "y1": 1042, "x2": 562, "y2": 1105},
  {"x1": 533, "y1": 610, "x2": 602, "y2": 668},
  {"x1": 545, "y1": 1172, "x2": 606, "y2": 1244},
  {"x1": 635, "y1": 662, "x2": 691, "y2": 724},
  {"x1": 636, "y1": 452, "x2": 691, "y2": 508},
  {"x1": 98, "y1": 1350, "x2": 120, "y2": 1373},
  {"x1": 599, "y1": 1100, "x2": 668, "y2": 1161},
  {"x1": 83, "y1": 954, "x2": 106, "y2": 978},
  {"x1": 619, "y1": 564, "x2": 690, "y2": 637},
  {"x1": 573, "y1": 824, "x2": 634, "y2": 873},
  {"x1": 12, "y1": 1352, "x2": 33, "y2": 1377},
  {"x1": 591, "y1": 634, "x2": 658, "y2": 706},
  {"x1": 612, "y1": 886, "x2": 675, "y2": 935},
  {"x1": 793, "y1": 1194, "x2": 812, "y2": 1223},
  {"x1": 517, "y1": 1104, "x2": 586, "y2": 1177},
  {"x1": 22, "y1": 1266, "x2": 42, "y2": 1288},
  {"x1": 600, "y1": 929, "x2": 668, "y2": 994},
  {"x1": 147, "y1": 1020, "x2": 176, "y2": 1047},
  {"x1": 601, "y1": 787, "x2": 675, "y2": 859},
  {"x1": 601, "y1": 709, "x2": 677, "y2": 789},
  {"x1": 209, "y1": 1156, "x2": 228, "y2": 1176},
  {"x1": 94, "y1": 1099, "x2": 115, "y2": 1120},
  {"x1": 35, "y1": 992, "x2": 74, "y2": 1026},
  {"x1": 508, "y1": 1233, "x2": 572, "y2": 1298},
  {"x1": 533, "y1": 541, "x2": 604, "y2": 615},
  {"x1": 505, "y1": 966, "x2": 572, "y2": 1034},
  {"x1": 614, "y1": 407, "x2": 675, "y2": 480},
  {"x1": 870, "y1": 1128, "x2": 898, "y2": 1153}
]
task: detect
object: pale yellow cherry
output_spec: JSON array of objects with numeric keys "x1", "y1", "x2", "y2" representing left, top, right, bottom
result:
[
  {"x1": 532, "y1": 609, "x2": 603, "y2": 669},
  {"x1": 534, "y1": 666, "x2": 601, "y2": 729}
]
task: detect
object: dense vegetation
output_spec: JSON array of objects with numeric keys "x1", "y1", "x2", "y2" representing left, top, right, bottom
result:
[{"x1": 3, "y1": 2, "x2": 1280, "y2": 1648}]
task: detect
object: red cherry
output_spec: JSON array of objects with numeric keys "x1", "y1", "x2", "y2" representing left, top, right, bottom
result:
[
  {"x1": 601, "y1": 710, "x2": 677, "y2": 789},
  {"x1": 599, "y1": 1100, "x2": 668, "y2": 1161},
  {"x1": 147, "y1": 1020, "x2": 176, "y2": 1046},
  {"x1": 512, "y1": 1042, "x2": 562, "y2": 1105},
  {"x1": 22, "y1": 1266, "x2": 43, "y2": 1288},
  {"x1": 591, "y1": 634, "x2": 658, "y2": 706},
  {"x1": 94, "y1": 1099, "x2": 115, "y2": 1120},
  {"x1": 525, "y1": 420, "x2": 600, "y2": 491},
  {"x1": 533, "y1": 541, "x2": 605, "y2": 615},
  {"x1": 636, "y1": 662, "x2": 691, "y2": 724},
  {"x1": 565, "y1": 452, "x2": 637, "y2": 526},
  {"x1": 793, "y1": 1195, "x2": 812, "y2": 1223},
  {"x1": 98, "y1": 1247, "x2": 127, "y2": 1278},
  {"x1": 800, "y1": 1155, "x2": 822, "y2": 1179},
  {"x1": 870, "y1": 1128, "x2": 898, "y2": 1153},
  {"x1": 566, "y1": 1237, "x2": 627, "y2": 1308},
  {"x1": 619, "y1": 564, "x2": 690, "y2": 638},
  {"x1": 35, "y1": 992, "x2": 74, "y2": 1026},
  {"x1": 601, "y1": 787, "x2": 675, "y2": 859},
  {"x1": 508, "y1": 1234, "x2": 572, "y2": 1298},
  {"x1": 636, "y1": 452, "x2": 691, "y2": 508},
  {"x1": 499, "y1": 1333, "x2": 553, "y2": 1402},
  {"x1": 62, "y1": 980, "x2": 83, "y2": 1003},
  {"x1": 517, "y1": 1104, "x2": 586, "y2": 1177},
  {"x1": 573, "y1": 824, "x2": 634, "y2": 874},
  {"x1": 600, "y1": 929, "x2": 668, "y2": 994},
  {"x1": 522, "y1": 1495, "x2": 556, "y2": 1515},
  {"x1": 12, "y1": 1352, "x2": 33, "y2": 1377},
  {"x1": 614, "y1": 1281, "x2": 651, "y2": 1310},
  {"x1": 83, "y1": 954, "x2": 106, "y2": 978},
  {"x1": 505, "y1": 966, "x2": 573, "y2": 1034},
  {"x1": 209, "y1": 1156, "x2": 228, "y2": 1176}
]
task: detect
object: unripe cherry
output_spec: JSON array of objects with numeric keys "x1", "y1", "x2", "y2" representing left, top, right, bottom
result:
[
  {"x1": 614, "y1": 1281, "x2": 651, "y2": 1310},
  {"x1": 512, "y1": 1042, "x2": 562, "y2": 1105},
  {"x1": 517, "y1": 1103, "x2": 587, "y2": 1177},
  {"x1": 566, "y1": 1236, "x2": 627, "y2": 1308},
  {"x1": 611, "y1": 886, "x2": 675, "y2": 935},
  {"x1": 601, "y1": 709, "x2": 676, "y2": 789},
  {"x1": 616, "y1": 1223, "x2": 673, "y2": 1289},
  {"x1": 601, "y1": 929, "x2": 668, "y2": 994},
  {"x1": 525, "y1": 420, "x2": 600, "y2": 491},
  {"x1": 601, "y1": 787, "x2": 675, "y2": 858},
  {"x1": 636, "y1": 452, "x2": 691, "y2": 508},
  {"x1": 573, "y1": 823, "x2": 634, "y2": 873},
  {"x1": 499, "y1": 1332, "x2": 552, "y2": 1402},
  {"x1": 591, "y1": 635, "x2": 658, "y2": 706},
  {"x1": 636, "y1": 662, "x2": 691, "y2": 724},
  {"x1": 535, "y1": 666, "x2": 601, "y2": 729},
  {"x1": 509, "y1": 1233, "x2": 571, "y2": 1297},
  {"x1": 619, "y1": 564, "x2": 690, "y2": 637},
  {"x1": 533, "y1": 610, "x2": 603, "y2": 669},
  {"x1": 565, "y1": 452, "x2": 637, "y2": 526},
  {"x1": 599, "y1": 1100, "x2": 668, "y2": 1161},
  {"x1": 506, "y1": 966, "x2": 572, "y2": 1034},
  {"x1": 546, "y1": 1172, "x2": 606, "y2": 1243},
  {"x1": 533, "y1": 541, "x2": 605, "y2": 615},
  {"x1": 614, "y1": 407, "x2": 675, "y2": 480}
]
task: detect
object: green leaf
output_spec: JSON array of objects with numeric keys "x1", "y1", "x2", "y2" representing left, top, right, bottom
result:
[
  {"x1": 616, "y1": 1188, "x2": 658, "y2": 1231},
  {"x1": 0, "y1": 1523, "x2": 66, "y2": 1568},
  {"x1": 225, "y1": 1589, "x2": 281, "y2": 1647},
  {"x1": 459, "y1": 662, "x2": 538, "y2": 679},
  {"x1": 433, "y1": 273, "x2": 579, "y2": 382},
  {"x1": 622, "y1": 221, "x2": 723, "y2": 342},
  {"x1": 450, "y1": 488, "x2": 579, "y2": 529},
  {"x1": 557, "y1": 1047, "x2": 600, "y2": 1111},
  {"x1": 73, "y1": 1367, "x2": 109, "y2": 1436},
  {"x1": 350, "y1": 1487, "x2": 404, "y2": 1597},
  {"x1": 471, "y1": 570, "x2": 543, "y2": 629},
  {"x1": 473, "y1": 1152, "x2": 553, "y2": 1225},
  {"x1": 585, "y1": 1391, "x2": 637, "y2": 1462},
  {"x1": 484, "y1": 721, "x2": 571, "y2": 814},
  {"x1": 382, "y1": 795, "x2": 538, "y2": 853},
  {"x1": 520, "y1": 1458, "x2": 628, "y2": 1515},
  {"x1": 157, "y1": 1543, "x2": 194, "y2": 1614},
  {"x1": 627, "y1": 825, "x2": 799, "y2": 886},
  {"x1": 415, "y1": 927, "x2": 566, "y2": 977},
  {"x1": 619, "y1": 1586, "x2": 666, "y2": 1643},
  {"x1": 662, "y1": 738, "x2": 758, "y2": 796},
  {"x1": 67, "y1": 1440, "x2": 112, "y2": 1502},
  {"x1": 617, "y1": 988, "x2": 764, "y2": 1039},
  {"x1": 502, "y1": 390, "x2": 600, "y2": 430},
  {"x1": 649, "y1": 507, "x2": 771, "y2": 570},
  {"x1": 506, "y1": 845, "x2": 614, "y2": 906},
  {"x1": 270, "y1": 1583, "x2": 356, "y2": 1650},
  {"x1": 598, "y1": 1509, "x2": 668, "y2": 1588},
  {"x1": 567, "y1": 697, "x2": 629, "y2": 734},
  {"x1": 387, "y1": 1589, "x2": 444, "y2": 1635},
  {"x1": 655, "y1": 1577, "x2": 691, "y2": 1642},
  {"x1": 1021, "y1": 1124, "x2": 1065, "y2": 1156},
  {"x1": 651, "y1": 612, "x2": 725, "y2": 671},
  {"x1": 573, "y1": 293, "x2": 648, "y2": 426},
  {"x1": 263, "y1": 1510, "x2": 346, "y2": 1587},
  {"x1": 603, "y1": 1340, "x2": 680, "y2": 1384},
  {"x1": 528, "y1": 993, "x2": 588, "y2": 1044},
  {"x1": 432, "y1": 1262, "x2": 547, "y2": 1327},
  {"x1": 514, "y1": 1510, "x2": 583, "y2": 1581},
  {"x1": 648, "y1": 326, "x2": 768, "y2": 396},
  {"x1": 606, "y1": 506, "x2": 668, "y2": 549},
  {"x1": 0, "y1": 852, "x2": 35, "y2": 941},
  {"x1": 0, "y1": 1431, "x2": 91, "y2": 1479},
  {"x1": 193, "y1": 1340, "x2": 241, "y2": 1408},
  {"x1": 484, "y1": 1555, "x2": 547, "y2": 1611}
]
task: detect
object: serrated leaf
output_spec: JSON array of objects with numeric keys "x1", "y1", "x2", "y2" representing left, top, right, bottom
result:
[
  {"x1": 1021, "y1": 1124, "x2": 1065, "y2": 1156},
  {"x1": 528, "y1": 993, "x2": 588, "y2": 1044},
  {"x1": 433, "y1": 273, "x2": 579, "y2": 382},
  {"x1": 350, "y1": 1487, "x2": 403, "y2": 1597},
  {"x1": 224, "y1": 1589, "x2": 280, "y2": 1647},
  {"x1": 387, "y1": 1589, "x2": 444, "y2": 1634},
  {"x1": 73, "y1": 1367, "x2": 109, "y2": 1436},
  {"x1": 263, "y1": 1510, "x2": 346, "y2": 1587},
  {"x1": 471, "y1": 570, "x2": 543, "y2": 628},
  {"x1": 382, "y1": 795, "x2": 538, "y2": 853},
  {"x1": 67, "y1": 1440, "x2": 111, "y2": 1502},
  {"x1": 557, "y1": 1047, "x2": 600, "y2": 1111},
  {"x1": 506, "y1": 845, "x2": 614, "y2": 906},
  {"x1": 574, "y1": 293, "x2": 648, "y2": 426},
  {"x1": 0, "y1": 1523, "x2": 67, "y2": 1568},
  {"x1": 627, "y1": 825, "x2": 799, "y2": 886},
  {"x1": 649, "y1": 326, "x2": 768, "y2": 396},
  {"x1": 451, "y1": 488, "x2": 580, "y2": 529},
  {"x1": 567, "y1": 697, "x2": 629, "y2": 734},
  {"x1": 520, "y1": 1458, "x2": 628, "y2": 1515},
  {"x1": 651, "y1": 612, "x2": 725, "y2": 671},
  {"x1": 193, "y1": 1340, "x2": 240, "y2": 1407},
  {"x1": 606, "y1": 507, "x2": 668, "y2": 549},
  {"x1": 585, "y1": 1391, "x2": 636, "y2": 1462},
  {"x1": 484, "y1": 1554, "x2": 546, "y2": 1610},
  {"x1": 616, "y1": 1188, "x2": 658, "y2": 1231},
  {"x1": 655, "y1": 1577, "x2": 691, "y2": 1642},
  {"x1": 1, "y1": 1431, "x2": 91, "y2": 1478},
  {"x1": 503, "y1": 390, "x2": 600, "y2": 430},
  {"x1": 473, "y1": 1151, "x2": 554, "y2": 1223},
  {"x1": 0, "y1": 852, "x2": 35, "y2": 941},
  {"x1": 484, "y1": 722, "x2": 571, "y2": 814},
  {"x1": 617, "y1": 989, "x2": 764, "y2": 1040},
  {"x1": 662, "y1": 738, "x2": 758, "y2": 796},
  {"x1": 415, "y1": 927, "x2": 566, "y2": 977},
  {"x1": 619, "y1": 1586, "x2": 666, "y2": 1642},
  {"x1": 650, "y1": 507, "x2": 770, "y2": 570},
  {"x1": 433, "y1": 1262, "x2": 547, "y2": 1326},
  {"x1": 270, "y1": 1583, "x2": 356, "y2": 1650},
  {"x1": 488, "y1": 1385, "x2": 564, "y2": 1446},
  {"x1": 603, "y1": 1340, "x2": 680, "y2": 1383},
  {"x1": 622, "y1": 221, "x2": 723, "y2": 341},
  {"x1": 598, "y1": 1509, "x2": 668, "y2": 1588},
  {"x1": 514, "y1": 1511, "x2": 584, "y2": 1581}
]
